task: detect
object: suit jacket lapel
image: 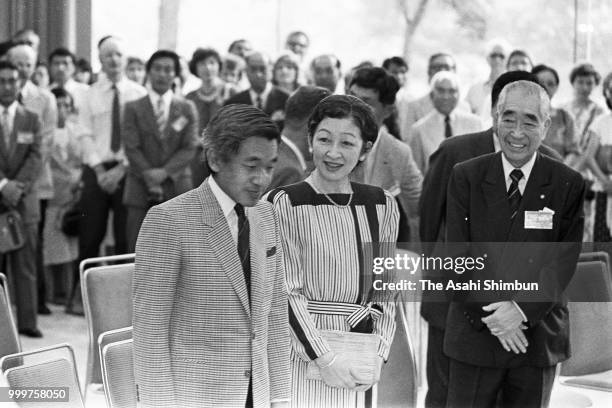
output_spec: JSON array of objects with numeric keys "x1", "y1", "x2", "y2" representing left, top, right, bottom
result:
[
  {"x1": 249, "y1": 209, "x2": 266, "y2": 317},
  {"x1": 164, "y1": 98, "x2": 180, "y2": 140},
  {"x1": 0, "y1": 125, "x2": 8, "y2": 162},
  {"x1": 142, "y1": 97, "x2": 164, "y2": 143},
  {"x1": 482, "y1": 153, "x2": 513, "y2": 240},
  {"x1": 507, "y1": 153, "x2": 553, "y2": 242},
  {"x1": 198, "y1": 183, "x2": 251, "y2": 317}
]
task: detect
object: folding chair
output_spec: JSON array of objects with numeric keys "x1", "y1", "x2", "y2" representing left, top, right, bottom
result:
[
  {"x1": 0, "y1": 273, "x2": 20, "y2": 359},
  {"x1": 98, "y1": 326, "x2": 133, "y2": 370},
  {"x1": 559, "y1": 260, "x2": 612, "y2": 391},
  {"x1": 101, "y1": 339, "x2": 137, "y2": 408},
  {"x1": 375, "y1": 299, "x2": 419, "y2": 407},
  {"x1": 0, "y1": 343, "x2": 84, "y2": 408},
  {"x1": 82, "y1": 261, "x2": 134, "y2": 393}
]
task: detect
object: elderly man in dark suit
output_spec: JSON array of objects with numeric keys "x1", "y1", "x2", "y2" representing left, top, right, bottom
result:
[
  {"x1": 122, "y1": 50, "x2": 198, "y2": 252},
  {"x1": 419, "y1": 71, "x2": 562, "y2": 408},
  {"x1": 0, "y1": 60, "x2": 43, "y2": 337},
  {"x1": 443, "y1": 80, "x2": 585, "y2": 407},
  {"x1": 133, "y1": 104, "x2": 290, "y2": 408},
  {"x1": 224, "y1": 51, "x2": 288, "y2": 119}
]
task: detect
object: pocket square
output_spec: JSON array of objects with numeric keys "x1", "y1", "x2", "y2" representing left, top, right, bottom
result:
[{"x1": 266, "y1": 246, "x2": 277, "y2": 257}]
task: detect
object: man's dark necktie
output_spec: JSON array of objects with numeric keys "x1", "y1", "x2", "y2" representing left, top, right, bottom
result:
[
  {"x1": 17, "y1": 92, "x2": 23, "y2": 104},
  {"x1": 110, "y1": 84, "x2": 121, "y2": 152},
  {"x1": 444, "y1": 115, "x2": 452, "y2": 138},
  {"x1": 235, "y1": 203, "x2": 251, "y2": 297},
  {"x1": 255, "y1": 95, "x2": 263, "y2": 110},
  {"x1": 508, "y1": 169, "x2": 524, "y2": 220}
]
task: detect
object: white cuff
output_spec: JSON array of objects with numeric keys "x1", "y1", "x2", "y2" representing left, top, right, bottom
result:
[{"x1": 0, "y1": 178, "x2": 8, "y2": 191}]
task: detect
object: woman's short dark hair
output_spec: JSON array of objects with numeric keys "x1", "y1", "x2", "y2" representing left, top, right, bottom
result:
[
  {"x1": 531, "y1": 64, "x2": 560, "y2": 86},
  {"x1": 570, "y1": 62, "x2": 601, "y2": 85},
  {"x1": 203, "y1": 104, "x2": 280, "y2": 166},
  {"x1": 189, "y1": 47, "x2": 222, "y2": 77},
  {"x1": 272, "y1": 54, "x2": 300, "y2": 88},
  {"x1": 146, "y1": 50, "x2": 181, "y2": 77},
  {"x1": 308, "y1": 95, "x2": 379, "y2": 147}
]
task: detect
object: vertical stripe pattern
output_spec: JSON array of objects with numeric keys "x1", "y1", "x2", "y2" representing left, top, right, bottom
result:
[{"x1": 269, "y1": 181, "x2": 399, "y2": 408}]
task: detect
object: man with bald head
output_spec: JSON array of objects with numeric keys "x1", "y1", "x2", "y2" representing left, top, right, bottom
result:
[
  {"x1": 76, "y1": 36, "x2": 146, "y2": 280},
  {"x1": 310, "y1": 54, "x2": 342, "y2": 93},
  {"x1": 8, "y1": 43, "x2": 57, "y2": 315},
  {"x1": 224, "y1": 51, "x2": 288, "y2": 119},
  {"x1": 444, "y1": 80, "x2": 585, "y2": 407},
  {"x1": 409, "y1": 71, "x2": 482, "y2": 174},
  {"x1": 12, "y1": 28, "x2": 40, "y2": 53}
]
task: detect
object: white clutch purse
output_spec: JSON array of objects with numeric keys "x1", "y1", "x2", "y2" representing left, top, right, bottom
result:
[{"x1": 306, "y1": 330, "x2": 380, "y2": 384}]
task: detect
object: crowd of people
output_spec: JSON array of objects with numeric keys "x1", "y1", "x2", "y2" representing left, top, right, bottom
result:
[{"x1": 0, "y1": 26, "x2": 608, "y2": 407}]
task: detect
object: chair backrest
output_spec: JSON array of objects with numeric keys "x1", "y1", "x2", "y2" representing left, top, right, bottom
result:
[
  {"x1": 101, "y1": 339, "x2": 137, "y2": 408},
  {"x1": 98, "y1": 327, "x2": 133, "y2": 363},
  {"x1": 0, "y1": 273, "x2": 20, "y2": 360},
  {"x1": 561, "y1": 261, "x2": 612, "y2": 376},
  {"x1": 578, "y1": 251, "x2": 610, "y2": 272},
  {"x1": 83, "y1": 263, "x2": 134, "y2": 387},
  {"x1": 0, "y1": 343, "x2": 83, "y2": 408},
  {"x1": 376, "y1": 301, "x2": 418, "y2": 408}
]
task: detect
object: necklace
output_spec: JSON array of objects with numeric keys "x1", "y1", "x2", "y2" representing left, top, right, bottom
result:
[{"x1": 308, "y1": 176, "x2": 353, "y2": 208}]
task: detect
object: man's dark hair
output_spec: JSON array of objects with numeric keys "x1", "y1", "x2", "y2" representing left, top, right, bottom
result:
[
  {"x1": 507, "y1": 49, "x2": 533, "y2": 69},
  {"x1": 228, "y1": 39, "x2": 249, "y2": 53},
  {"x1": 349, "y1": 67, "x2": 400, "y2": 105},
  {"x1": 570, "y1": 62, "x2": 601, "y2": 85},
  {"x1": 203, "y1": 104, "x2": 280, "y2": 166},
  {"x1": 50, "y1": 87, "x2": 74, "y2": 106},
  {"x1": 0, "y1": 60, "x2": 19, "y2": 72},
  {"x1": 189, "y1": 48, "x2": 222, "y2": 76},
  {"x1": 382, "y1": 56, "x2": 408, "y2": 71},
  {"x1": 491, "y1": 70, "x2": 540, "y2": 108},
  {"x1": 146, "y1": 50, "x2": 181, "y2": 77},
  {"x1": 127, "y1": 56, "x2": 144, "y2": 67},
  {"x1": 531, "y1": 64, "x2": 560, "y2": 86},
  {"x1": 428, "y1": 53, "x2": 454, "y2": 69},
  {"x1": 308, "y1": 95, "x2": 379, "y2": 146},
  {"x1": 48, "y1": 47, "x2": 76, "y2": 65},
  {"x1": 286, "y1": 31, "x2": 309, "y2": 45},
  {"x1": 284, "y1": 86, "x2": 331, "y2": 127},
  {"x1": 97, "y1": 35, "x2": 119, "y2": 49}
]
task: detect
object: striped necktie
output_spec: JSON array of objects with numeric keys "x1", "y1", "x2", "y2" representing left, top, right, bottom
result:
[
  {"x1": 1, "y1": 108, "x2": 10, "y2": 147},
  {"x1": 508, "y1": 169, "x2": 524, "y2": 220},
  {"x1": 235, "y1": 203, "x2": 251, "y2": 297},
  {"x1": 444, "y1": 115, "x2": 452, "y2": 138},
  {"x1": 156, "y1": 97, "x2": 166, "y2": 135},
  {"x1": 110, "y1": 84, "x2": 121, "y2": 152}
]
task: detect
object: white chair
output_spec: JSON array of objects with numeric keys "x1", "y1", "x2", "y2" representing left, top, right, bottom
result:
[{"x1": 101, "y1": 339, "x2": 137, "y2": 408}]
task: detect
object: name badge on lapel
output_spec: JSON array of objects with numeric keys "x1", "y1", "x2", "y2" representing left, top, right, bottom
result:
[
  {"x1": 17, "y1": 131, "x2": 34, "y2": 144},
  {"x1": 171, "y1": 116, "x2": 188, "y2": 132},
  {"x1": 524, "y1": 207, "x2": 554, "y2": 230}
]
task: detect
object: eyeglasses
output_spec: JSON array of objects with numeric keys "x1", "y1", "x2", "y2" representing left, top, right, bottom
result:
[{"x1": 489, "y1": 53, "x2": 505, "y2": 59}]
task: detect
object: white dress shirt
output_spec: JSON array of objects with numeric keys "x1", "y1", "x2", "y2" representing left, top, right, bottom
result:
[
  {"x1": 148, "y1": 89, "x2": 173, "y2": 125},
  {"x1": 0, "y1": 101, "x2": 18, "y2": 144},
  {"x1": 208, "y1": 175, "x2": 246, "y2": 244},
  {"x1": 409, "y1": 109, "x2": 484, "y2": 174},
  {"x1": 501, "y1": 150, "x2": 536, "y2": 195},
  {"x1": 79, "y1": 73, "x2": 147, "y2": 167},
  {"x1": 248, "y1": 82, "x2": 272, "y2": 110}
]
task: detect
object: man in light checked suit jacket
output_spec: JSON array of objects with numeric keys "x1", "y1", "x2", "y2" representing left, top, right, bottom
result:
[{"x1": 133, "y1": 104, "x2": 290, "y2": 408}]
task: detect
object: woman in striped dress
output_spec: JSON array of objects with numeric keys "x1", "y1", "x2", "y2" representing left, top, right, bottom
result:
[{"x1": 268, "y1": 95, "x2": 399, "y2": 408}]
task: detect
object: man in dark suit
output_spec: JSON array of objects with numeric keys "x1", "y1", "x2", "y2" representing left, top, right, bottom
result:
[
  {"x1": 444, "y1": 80, "x2": 585, "y2": 407},
  {"x1": 266, "y1": 86, "x2": 330, "y2": 191},
  {"x1": 122, "y1": 50, "x2": 198, "y2": 252},
  {"x1": 0, "y1": 60, "x2": 43, "y2": 337},
  {"x1": 224, "y1": 51, "x2": 288, "y2": 119},
  {"x1": 419, "y1": 71, "x2": 562, "y2": 408}
]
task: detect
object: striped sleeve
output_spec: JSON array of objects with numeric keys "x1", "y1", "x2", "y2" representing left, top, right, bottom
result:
[
  {"x1": 271, "y1": 191, "x2": 331, "y2": 361},
  {"x1": 373, "y1": 191, "x2": 400, "y2": 359}
]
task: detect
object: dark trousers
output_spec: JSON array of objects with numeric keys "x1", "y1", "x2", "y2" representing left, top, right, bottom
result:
[
  {"x1": 0, "y1": 223, "x2": 38, "y2": 330},
  {"x1": 446, "y1": 358, "x2": 555, "y2": 408},
  {"x1": 78, "y1": 164, "x2": 128, "y2": 261},
  {"x1": 126, "y1": 206, "x2": 149, "y2": 253},
  {"x1": 425, "y1": 326, "x2": 449, "y2": 408},
  {"x1": 36, "y1": 199, "x2": 48, "y2": 307}
]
